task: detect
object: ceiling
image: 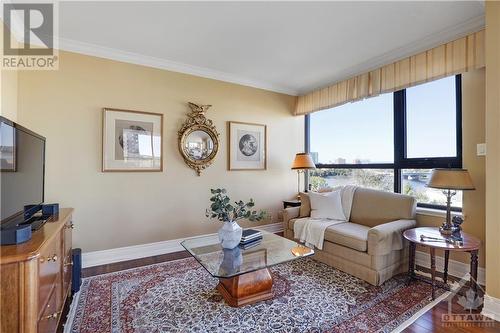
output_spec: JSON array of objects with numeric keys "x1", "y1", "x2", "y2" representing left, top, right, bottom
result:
[{"x1": 54, "y1": 1, "x2": 484, "y2": 95}]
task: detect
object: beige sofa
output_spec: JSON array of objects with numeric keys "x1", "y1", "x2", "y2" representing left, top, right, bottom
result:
[{"x1": 283, "y1": 187, "x2": 417, "y2": 286}]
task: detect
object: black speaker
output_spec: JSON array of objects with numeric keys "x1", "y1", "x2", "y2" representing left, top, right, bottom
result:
[
  {"x1": 71, "y1": 248, "x2": 82, "y2": 294},
  {"x1": 0, "y1": 224, "x2": 32, "y2": 245},
  {"x1": 42, "y1": 203, "x2": 59, "y2": 216}
]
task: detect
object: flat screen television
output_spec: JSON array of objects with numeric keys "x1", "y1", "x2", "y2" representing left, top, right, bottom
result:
[{"x1": 0, "y1": 116, "x2": 45, "y2": 226}]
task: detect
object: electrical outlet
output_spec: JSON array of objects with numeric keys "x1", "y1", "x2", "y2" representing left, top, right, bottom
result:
[{"x1": 477, "y1": 143, "x2": 486, "y2": 156}]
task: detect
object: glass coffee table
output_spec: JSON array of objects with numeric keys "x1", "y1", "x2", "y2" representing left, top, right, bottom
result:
[{"x1": 181, "y1": 230, "x2": 314, "y2": 307}]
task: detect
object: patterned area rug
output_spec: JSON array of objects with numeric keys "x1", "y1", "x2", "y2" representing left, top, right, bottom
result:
[{"x1": 65, "y1": 257, "x2": 446, "y2": 333}]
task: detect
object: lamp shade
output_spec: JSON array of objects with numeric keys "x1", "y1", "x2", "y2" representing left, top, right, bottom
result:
[
  {"x1": 427, "y1": 168, "x2": 475, "y2": 190},
  {"x1": 291, "y1": 153, "x2": 316, "y2": 170}
]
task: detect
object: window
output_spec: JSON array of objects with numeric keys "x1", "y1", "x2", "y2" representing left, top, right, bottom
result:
[
  {"x1": 310, "y1": 93, "x2": 393, "y2": 164},
  {"x1": 307, "y1": 75, "x2": 462, "y2": 210},
  {"x1": 401, "y1": 169, "x2": 462, "y2": 208},
  {"x1": 406, "y1": 76, "x2": 457, "y2": 158}
]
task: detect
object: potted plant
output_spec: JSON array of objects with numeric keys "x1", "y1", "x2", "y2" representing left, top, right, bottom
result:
[{"x1": 206, "y1": 188, "x2": 266, "y2": 249}]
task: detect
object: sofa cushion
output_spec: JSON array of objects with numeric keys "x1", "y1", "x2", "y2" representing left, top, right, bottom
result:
[
  {"x1": 321, "y1": 241, "x2": 406, "y2": 270},
  {"x1": 324, "y1": 223, "x2": 370, "y2": 252},
  {"x1": 309, "y1": 191, "x2": 346, "y2": 220},
  {"x1": 299, "y1": 187, "x2": 341, "y2": 218},
  {"x1": 322, "y1": 241, "x2": 372, "y2": 268},
  {"x1": 349, "y1": 187, "x2": 416, "y2": 228}
]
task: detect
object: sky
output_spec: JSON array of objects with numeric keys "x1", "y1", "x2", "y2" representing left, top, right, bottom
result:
[{"x1": 310, "y1": 76, "x2": 457, "y2": 164}]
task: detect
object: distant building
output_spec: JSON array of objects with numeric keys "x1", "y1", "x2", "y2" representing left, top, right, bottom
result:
[
  {"x1": 335, "y1": 157, "x2": 346, "y2": 164},
  {"x1": 310, "y1": 152, "x2": 319, "y2": 164},
  {"x1": 353, "y1": 158, "x2": 370, "y2": 164}
]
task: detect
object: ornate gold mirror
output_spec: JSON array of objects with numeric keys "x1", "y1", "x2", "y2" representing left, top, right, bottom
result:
[{"x1": 178, "y1": 102, "x2": 220, "y2": 175}]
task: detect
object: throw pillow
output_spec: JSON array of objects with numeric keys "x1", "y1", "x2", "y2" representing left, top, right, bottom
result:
[{"x1": 309, "y1": 190, "x2": 347, "y2": 220}]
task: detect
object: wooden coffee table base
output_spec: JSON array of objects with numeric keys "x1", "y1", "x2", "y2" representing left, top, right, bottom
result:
[{"x1": 217, "y1": 268, "x2": 274, "y2": 307}]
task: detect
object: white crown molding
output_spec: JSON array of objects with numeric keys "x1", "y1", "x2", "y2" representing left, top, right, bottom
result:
[
  {"x1": 482, "y1": 294, "x2": 500, "y2": 322},
  {"x1": 82, "y1": 223, "x2": 284, "y2": 268},
  {"x1": 301, "y1": 14, "x2": 485, "y2": 95},
  {"x1": 415, "y1": 250, "x2": 485, "y2": 286},
  {"x1": 53, "y1": 36, "x2": 299, "y2": 96},
  {"x1": 5, "y1": 7, "x2": 484, "y2": 98},
  {"x1": 3, "y1": 8, "x2": 297, "y2": 95}
]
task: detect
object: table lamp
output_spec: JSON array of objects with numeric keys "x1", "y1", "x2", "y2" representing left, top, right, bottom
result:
[
  {"x1": 291, "y1": 153, "x2": 316, "y2": 194},
  {"x1": 427, "y1": 168, "x2": 475, "y2": 235}
]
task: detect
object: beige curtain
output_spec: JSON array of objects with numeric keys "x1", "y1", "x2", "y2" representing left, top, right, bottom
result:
[{"x1": 295, "y1": 30, "x2": 485, "y2": 116}]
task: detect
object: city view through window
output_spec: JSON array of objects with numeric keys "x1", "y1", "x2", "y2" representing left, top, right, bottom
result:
[
  {"x1": 309, "y1": 76, "x2": 461, "y2": 208},
  {"x1": 308, "y1": 169, "x2": 462, "y2": 207}
]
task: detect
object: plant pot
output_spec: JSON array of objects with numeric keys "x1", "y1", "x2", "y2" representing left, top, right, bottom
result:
[{"x1": 218, "y1": 220, "x2": 242, "y2": 249}]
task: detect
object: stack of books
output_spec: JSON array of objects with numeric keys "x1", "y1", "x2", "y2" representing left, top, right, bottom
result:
[{"x1": 239, "y1": 229, "x2": 263, "y2": 249}]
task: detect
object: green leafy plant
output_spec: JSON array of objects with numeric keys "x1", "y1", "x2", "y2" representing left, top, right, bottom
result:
[
  {"x1": 309, "y1": 176, "x2": 329, "y2": 192},
  {"x1": 206, "y1": 188, "x2": 266, "y2": 223}
]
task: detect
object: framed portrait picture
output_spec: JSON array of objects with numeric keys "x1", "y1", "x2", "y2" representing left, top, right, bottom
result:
[
  {"x1": 0, "y1": 119, "x2": 16, "y2": 172},
  {"x1": 228, "y1": 121, "x2": 267, "y2": 170},
  {"x1": 102, "y1": 108, "x2": 163, "y2": 172}
]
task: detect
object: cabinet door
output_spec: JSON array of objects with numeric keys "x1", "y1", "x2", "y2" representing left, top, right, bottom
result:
[
  {"x1": 37, "y1": 286, "x2": 59, "y2": 333},
  {"x1": 62, "y1": 219, "x2": 73, "y2": 297},
  {"x1": 1, "y1": 262, "x2": 21, "y2": 333},
  {"x1": 38, "y1": 232, "x2": 62, "y2": 318}
]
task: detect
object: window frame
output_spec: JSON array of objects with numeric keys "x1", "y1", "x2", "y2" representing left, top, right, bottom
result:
[{"x1": 305, "y1": 74, "x2": 462, "y2": 211}]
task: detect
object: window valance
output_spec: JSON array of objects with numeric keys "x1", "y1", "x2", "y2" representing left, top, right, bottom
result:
[{"x1": 295, "y1": 30, "x2": 485, "y2": 116}]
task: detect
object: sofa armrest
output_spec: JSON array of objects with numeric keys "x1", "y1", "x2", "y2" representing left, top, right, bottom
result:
[
  {"x1": 283, "y1": 207, "x2": 300, "y2": 230},
  {"x1": 367, "y1": 219, "x2": 416, "y2": 256}
]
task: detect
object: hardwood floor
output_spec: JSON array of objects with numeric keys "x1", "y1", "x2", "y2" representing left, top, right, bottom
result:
[
  {"x1": 403, "y1": 298, "x2": 500, "y2": 333},
  {"x1": 76, "y1": 252, "x2": 500, "y2": 333},
  {"x1": 404, "y1": 266, "x2": 500, "y2": 332}
]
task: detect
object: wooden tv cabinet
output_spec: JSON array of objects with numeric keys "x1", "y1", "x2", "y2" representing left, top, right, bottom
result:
[{"x1": 1, "y1": 208, "x2": 74, "y2": 333}]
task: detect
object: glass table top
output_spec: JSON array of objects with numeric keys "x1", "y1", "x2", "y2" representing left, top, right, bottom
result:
[{"x1": 181, "y1": 230, "x2": 314, "y2": 278}]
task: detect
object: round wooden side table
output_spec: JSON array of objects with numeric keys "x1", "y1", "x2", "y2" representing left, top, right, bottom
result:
[{"x1": 403, "y1": 227, "x2": 481, "y2": 300}]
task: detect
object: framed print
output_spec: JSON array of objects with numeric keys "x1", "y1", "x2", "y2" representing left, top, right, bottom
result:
[
  {"x1": 0, "y1": 119, "x2": 16, "y2": 172},
  {"x1": 102, "y1": 108, "x2": 163, "y2": 172},
  {"x1": 228, "y1": 121, "x2": 266, "y2": 170}
]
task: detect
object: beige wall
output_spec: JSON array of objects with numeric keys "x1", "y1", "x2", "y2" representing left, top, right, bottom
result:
[
  {"x1": 485, "y1": 2, "x2": 500, "y2": 299},
  {"x1": 0, "y1": 69, "x2": 18, "y2": 121},
  {"x1": 416, "y1": 68, "x2": 486, "y2": 268},
  {"x1": 0, "y1": 23, "x2": 18, "y2": 121},
  {"x1": 16, "y1": 51, "x2": 302, "y2": 252}
]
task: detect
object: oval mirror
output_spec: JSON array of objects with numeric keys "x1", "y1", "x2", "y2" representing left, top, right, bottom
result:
[
  {"x1": 178, "y1": 102, "x2": 220, "y2": 175},
  {"x1": 184, "y1": 130, "x2": 214, "y2": 160}
]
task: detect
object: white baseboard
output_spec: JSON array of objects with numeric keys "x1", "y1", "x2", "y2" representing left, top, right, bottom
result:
[
  {"x1": 256, "y1": 222, "x2": 284, "y2": 234},
  {"x1": 482, "y1": 294, "x2": 500, "y2": 321},
  {"x1": 82, "y1": 223, "x2": 284, "y2": 268},
  {"x1": 415, "y1": 251, "x2": 485, "y2": 286}
]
